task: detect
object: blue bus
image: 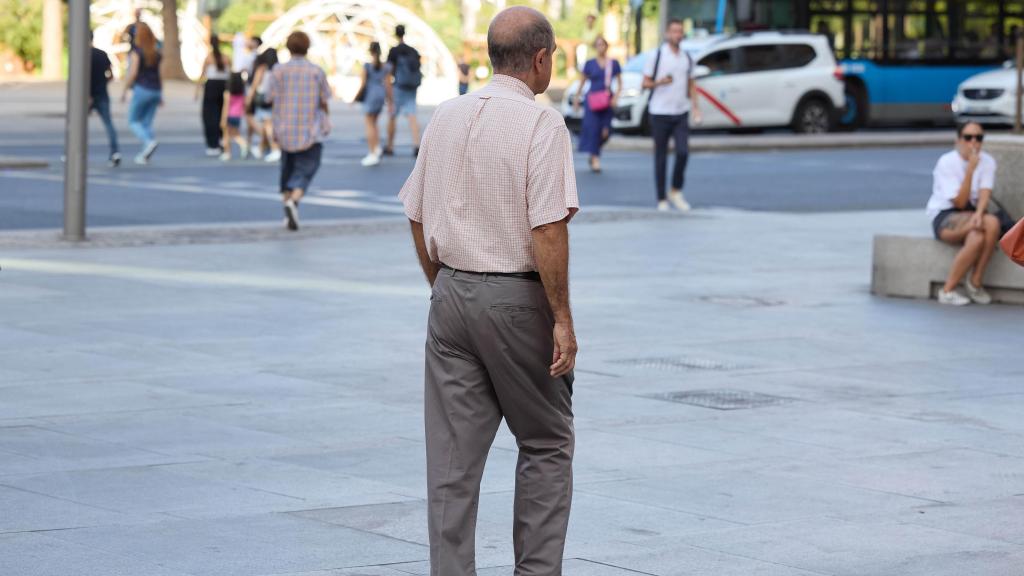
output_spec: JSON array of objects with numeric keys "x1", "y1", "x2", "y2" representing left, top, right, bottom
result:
[{"x1": 659, "y1": 0, "x2": 1022, "y2": 127}]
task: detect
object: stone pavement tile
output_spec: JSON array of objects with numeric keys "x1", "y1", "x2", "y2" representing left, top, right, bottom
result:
[
  {"x1": 162, "y1": 457, "x2": 422, "y2": 507},
  {"x1": 0, "y1": 378, "x2": 231, "y2": 420},
  {"x1": 0, "y1": 532, "x2": 191, "y2": 576},
  {"x1": 0, "y1": 464, "x2": 308, "y2": 519},
  {"x1": 0, "y1": 484, "x2": 135, "y2": 533},
  {"x1": 674, "y1": 517, "x2": 1024, "y2": 576},
  {"x1": 47, "y1": 512, "x2": 428, "y2": 576},
  {"x1": 36, "y1": 410, "x2": 311, "y2": 460},
  {"x1": 853, "y1": 391, "x2": 1024, "y2": 435},
  {"x1": 569, "y1": 545, "x2": 830, "y2": 576},
  {"x1": 138, "y1": 370, "x2": 356, "y2": 408},
  {"x1": 575, "y1": 457, "x2": 934, "y2": 525},
  {"x1": 899, "y1": 497, "x2": 1024, "y2": 546},
  {"x1": 178, "y1": 397, "x2": 424, "y2": 449},
  {"x1": 769, "y1": 447, "x2": 1024, "y2": 504},
  {"x1": 569, "y1": 429, "x2": 749, "y2": 474},
  {"x1": 257, "y1": 568, "x2": 412, "y2": 576},
  {"x1": 0, "y1": 424, "x2": 200, "y2": 476}
]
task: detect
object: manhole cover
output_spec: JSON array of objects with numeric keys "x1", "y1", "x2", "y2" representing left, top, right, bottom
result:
[
  {"x1": 699, "y1": 295, "x2": 784, "y2": 307},
  {"x1": 611, "y1": 357, "x2": 744, "y2": 372},
  {"x1": 649, "y1": 389, "x2": 792, "y2": 410}
]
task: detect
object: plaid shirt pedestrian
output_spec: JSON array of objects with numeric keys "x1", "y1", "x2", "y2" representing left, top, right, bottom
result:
[{"x1": 268, "y1": 56, "x2": 331, "y2": 152}]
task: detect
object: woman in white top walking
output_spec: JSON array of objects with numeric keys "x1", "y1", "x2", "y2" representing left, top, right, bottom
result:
[
  {"x1": 249, "y1": 48, "x2": 282, "y2": 162},
  {"x1": 196, "y1": 35, "x2": 229, "y2": 156},
  {"x1": 926, "y1": 121, "x2": 1002, "y2": 306}
]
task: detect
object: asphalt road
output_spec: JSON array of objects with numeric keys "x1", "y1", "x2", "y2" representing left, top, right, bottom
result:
[{"x1": 0, "y1": 81, "x2": 946, "y2": 231}]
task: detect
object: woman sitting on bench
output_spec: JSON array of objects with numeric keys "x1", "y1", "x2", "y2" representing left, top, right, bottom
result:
[{"x1": 926, "y1": 122, "x2": 1002, "y2": 306}]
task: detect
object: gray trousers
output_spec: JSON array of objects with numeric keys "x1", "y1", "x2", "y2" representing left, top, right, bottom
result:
[{"x1": 425, "y1": 268, "x2": 575, "y2": 576}]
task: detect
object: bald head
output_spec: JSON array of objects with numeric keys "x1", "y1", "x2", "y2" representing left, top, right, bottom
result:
[{"x1": 487, "y1": 6, "x2": 555, "y2": 76}]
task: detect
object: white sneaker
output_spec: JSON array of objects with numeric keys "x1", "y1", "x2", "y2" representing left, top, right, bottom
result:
[
  {"x1": 284, "y1": 200, "x2": 299, "y2": 231},
  {"x1": 264, "y1": 149, "x2": 281, "y2": 163},
  {"x1": 239, "y1": 144, "x2": 250, "y2": 160},
  {"x1": 133, "y1": 153, "x2": 148, "y2": 165},
  {"x1": 964, "y1": 281, "x2": 992, "y2": 305},
  {"x1": 205, "y1": 147, "x2": 221, "y2": 157},
  {"x1": 141, "y1": 140, "x2": 159, "y2": 161},
  {"x1": 361, "y1": 153, "x2": 381, "y2": 167},
  {"x1": 669, "y1": 189, "x2": 692, "y2": 212},
  {"x1": 219, "y1": 152, "x2": 231, "y2": 162},
  {"x1": 657, "y1": 200, "x2": 670, "y2": 212},
  {"x1": 937, "y1": 289, "x2": 971, "y2": 306},
  {"x1": 374, "y1": 145, "x2": 383, "y2": 157}
]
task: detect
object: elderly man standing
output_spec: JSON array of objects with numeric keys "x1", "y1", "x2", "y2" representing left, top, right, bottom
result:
[{"x1": 399, "y1": 6, "x2": 579, "y2": 576}]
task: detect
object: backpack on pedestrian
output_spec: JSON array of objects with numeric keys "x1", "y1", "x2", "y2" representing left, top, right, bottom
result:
[{"x1": 394, "y1": 50, "x2": 422, "y2": 90}]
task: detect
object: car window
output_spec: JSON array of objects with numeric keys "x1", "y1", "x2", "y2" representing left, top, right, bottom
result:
[
  {"x1": 624, "y1": 51, "x2": 652, "y2": 73},
  {"x1": 778, "y1": 44, "x2": 817, "y2": 68},
  {"x1": 697, "y1": 49, "x2": 735, "y2": 75},
  {"x1": 738, "y1": 44, "x2": 779, "y2": 73}
]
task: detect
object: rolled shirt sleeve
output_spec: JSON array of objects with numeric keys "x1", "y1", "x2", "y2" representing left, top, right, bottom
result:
[
  {"x1": 526, "y1": 110, "x2": 580, "y2": 229},
  {"x1": 398, "y1": 132, "x2": 428, "y2": 223},
  {"x1": 932, "y1": 157, "x2": 960, "y2": 204}
]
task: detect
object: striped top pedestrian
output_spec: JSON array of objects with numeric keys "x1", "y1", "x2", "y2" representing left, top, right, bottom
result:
[
  {"x1": 399, "y1": 75, "x2": 579, "y2": 273},
  {"x1": 267, "y1": 56, "x2": 332, "y2": 152}
]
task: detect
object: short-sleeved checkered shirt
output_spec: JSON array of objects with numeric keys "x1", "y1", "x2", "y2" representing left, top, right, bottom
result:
[
  {"x1": 267, "y1": 56, "x2": 331, "y2": 152},
  {"x1": 399, "y1": 75, "x2": 579, "y2": 273}
]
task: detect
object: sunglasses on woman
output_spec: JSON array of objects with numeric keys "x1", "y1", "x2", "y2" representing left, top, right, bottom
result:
[{"x1": 961, "y1": 134, "x2": 984, "y2": 142}]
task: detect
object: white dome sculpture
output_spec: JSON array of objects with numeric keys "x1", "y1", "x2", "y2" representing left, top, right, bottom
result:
[
  {"x1": 90, "y1": 0, "x2": 209, "y2": 81},
  {"x1": 260, "y1": 0, "x2": 459, "y2": 105}
]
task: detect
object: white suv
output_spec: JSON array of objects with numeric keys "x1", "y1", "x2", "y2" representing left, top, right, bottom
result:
[{"x1": 562, "y1": 32, "x2": 846, "y2": 134}]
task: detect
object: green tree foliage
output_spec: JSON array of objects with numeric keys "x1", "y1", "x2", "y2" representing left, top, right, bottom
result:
[
  {"x1": 216, "y1": 0, "x2": 302, "y2": 35},
  {"x1": 0, "y1": 0, "x2": 43, "y2": 71}
]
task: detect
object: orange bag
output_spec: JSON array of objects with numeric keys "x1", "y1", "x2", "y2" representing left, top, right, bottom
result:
[{"x1": 1001, "y1": 217, "x2": 1024, "y2": 266}]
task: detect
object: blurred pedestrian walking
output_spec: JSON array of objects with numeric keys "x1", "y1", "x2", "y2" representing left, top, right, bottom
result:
[
  {"x1": 219, "y1": 73, "x2": 249, "y2": 162},
  {"x1": 384, "y1": 25, "x2": 422, "y2": 157},
  {"x1": 457, "y1": 55, "x2": 471, "y2": 95},
  {"x1": 243, "y1": 36, "x2": 263, "y2": 158},
  {"x1": 121, "y1": 22, "x2": 162, "y2": 165},
  {"x1": 90, "y1": 31, "x2": 120, "y2": 168},
  {"x1": 196, "y1": 34, "x2": 229, "y2": 157},
  {"x1": 250, "y1": 48, "x2": 282, "y2": 162},
  {"x1": 642, "y1": 18, "x2": 702, "y2": 211},
  {"x1": 356, "y1": 42, "x2": 392, "y2": 167},
  {"x1": 572, "y1": 36, "x2": 621, "y2": 173},
  {"x1": 927, "y1": 122, "x2": 1002, "y2": 306},
  {"x1": 266, "y1": 31, "x2": 332, "y2": 231},
  {"x1": 399, "y1": 7, "x2": 578, "y2": 575}
]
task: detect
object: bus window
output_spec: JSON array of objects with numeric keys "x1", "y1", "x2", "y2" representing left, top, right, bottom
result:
[
  {"x1": 850, "y1": 13, "x2": 885, "y2": 59},
  {"x1": 885, "y1": 12, "x2": 949, "y2": 60}
]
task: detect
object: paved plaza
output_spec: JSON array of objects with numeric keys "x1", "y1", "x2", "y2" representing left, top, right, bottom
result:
[{"x1": 2, "y1": 205, "x2": 1023, "y2": 575}]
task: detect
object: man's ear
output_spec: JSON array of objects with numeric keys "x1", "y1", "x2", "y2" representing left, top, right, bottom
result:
[{"x1": 534, "y1": 47, "x2": 548, "y2": 70}]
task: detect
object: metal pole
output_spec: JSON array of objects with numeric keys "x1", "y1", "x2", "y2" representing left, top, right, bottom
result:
[
  {"x1": 715, "y1": 0, "x2": 728, "y2": 34},
  {"x1": 64, "y1": 0, "x2": 90, "y2": 241},
  {"x1": 1015, "y1": 31, "x2": 1023, "y2": 134}
]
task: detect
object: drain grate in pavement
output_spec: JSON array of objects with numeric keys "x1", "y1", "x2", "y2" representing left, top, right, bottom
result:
[
  {"x1": 699, "y1": 295, "x2": 784, "y2": 308},
  {"x1": 649, "y1": 389, "x2": 793, "y2": 410},
  {"x1": 610, "y1": 357, "x2": 744, "y2": 372}
]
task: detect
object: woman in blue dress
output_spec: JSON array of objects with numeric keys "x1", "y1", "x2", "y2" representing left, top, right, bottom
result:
[
  {"x1": 573, "y1": 36, "x2": 622, "y2": 173},
  {"x1": 357, "y1": 42, "x2": 393, "y2": 167}
]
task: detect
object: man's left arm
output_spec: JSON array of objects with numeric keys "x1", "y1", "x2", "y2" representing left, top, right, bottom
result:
[{"x1": 409, "y1": 220, "x2": 439, "y2": 286}]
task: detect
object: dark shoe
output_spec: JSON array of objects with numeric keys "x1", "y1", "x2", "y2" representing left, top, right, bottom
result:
[
  {"x1": 382, "y1": 147, "x2": 394, "y2": 157},
  {"x1": 109, "y1": 153, "x2": 121, "y2": 168},
  {"x1": 284, "y1": 200, "x2": 299, "y2": 231}
]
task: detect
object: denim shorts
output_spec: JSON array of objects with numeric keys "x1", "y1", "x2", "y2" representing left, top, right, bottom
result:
[
  {"x1": 280, "y1": 143, "x2": 322, "y2": 193},
  {"x1": 392, "y1": 87, "x2": 417, "y2": 117},
  {"x1": 226, "y1": 116, "x2": 242, "y2": 128}
]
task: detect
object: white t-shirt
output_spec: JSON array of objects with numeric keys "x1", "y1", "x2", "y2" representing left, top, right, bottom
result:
[
  {"x1": 642, "y1": 43, "x2": 693, "y2": 116},
  {"x1": 926, "y1": 150, "x2": 996, "y2": 218}
]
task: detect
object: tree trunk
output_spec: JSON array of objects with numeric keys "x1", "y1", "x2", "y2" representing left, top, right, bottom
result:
[
  {"x1": 161, "y1": 0, "x2": 189, "y2": 80},
  {"x1": 461, "y1": 0, "x2": 481, "y2": 39}
]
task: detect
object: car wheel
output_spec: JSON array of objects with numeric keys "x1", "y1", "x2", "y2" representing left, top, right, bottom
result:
[
  {"x1": 837, "y1": 82, "x2": 868, "y2": 131},
  {"x1": 792, "y1": 98, "x2": 832, "y2": 134}
]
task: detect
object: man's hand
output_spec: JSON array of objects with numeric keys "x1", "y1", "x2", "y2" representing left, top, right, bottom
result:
[
  {"x1": 660, "y1": 75, "x2": 674, "y2": 86},
  {"x1": 550, "y1": 321, "x2": 577, "y2": 377},
  {"x1": 691, "y1": 107, "x2": 703, "y2": 126},
  {"x1": 970, "y1": 212, "x2": 984, "y2": 230}
]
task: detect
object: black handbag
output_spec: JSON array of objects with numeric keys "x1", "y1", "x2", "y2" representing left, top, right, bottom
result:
[
  {"x1": 354, "y1": 85, "x2": 366, "y2": 103},
  {"x1": 989, "y1": 197, "x2": 1017, "y2": 235}
]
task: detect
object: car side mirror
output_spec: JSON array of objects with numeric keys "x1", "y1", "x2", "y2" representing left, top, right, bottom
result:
[{"x1": 693, "y1": 65, "x2": 711, "y2": 78}]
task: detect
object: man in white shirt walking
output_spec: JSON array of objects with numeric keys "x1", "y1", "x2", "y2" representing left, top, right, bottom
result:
[{"x1": 643, "y1": 19, "x2": 702, "y2": 211}]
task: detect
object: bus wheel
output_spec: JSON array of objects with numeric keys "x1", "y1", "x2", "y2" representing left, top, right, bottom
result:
[
  {"x1": 792, "y1": 98, "x2": 832, "y2": 134},
  {"x1": 839, "y1": 82, "x2": 868, "y2": 130}
]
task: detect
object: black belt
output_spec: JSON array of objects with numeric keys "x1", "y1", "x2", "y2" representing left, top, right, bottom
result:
[{"x1": 440, "y1": 264, "x2": 541, "y2": 281}]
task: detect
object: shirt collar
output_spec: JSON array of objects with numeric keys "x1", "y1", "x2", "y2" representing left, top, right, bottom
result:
[{"x1": 489, "y1": 74, "x2": 536, "y2": 100}]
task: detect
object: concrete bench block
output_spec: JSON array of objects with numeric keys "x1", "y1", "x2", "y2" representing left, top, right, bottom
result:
[{"x1": 872, "y1": 235, "x2": 1024, "y2": 304}]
